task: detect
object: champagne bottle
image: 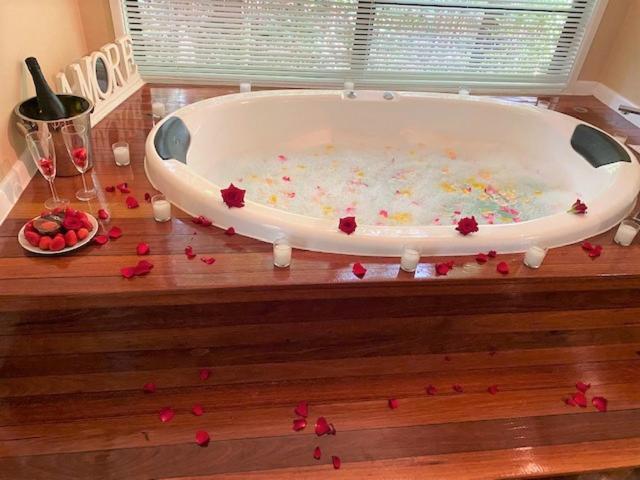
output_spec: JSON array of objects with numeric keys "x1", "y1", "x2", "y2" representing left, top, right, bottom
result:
[{"x1": 25, "y1": 57, "x2": 67, "y2": 120}]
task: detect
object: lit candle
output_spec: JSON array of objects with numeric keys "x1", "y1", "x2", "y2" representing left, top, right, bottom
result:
[
  {"x1": 400, "y1": 246, "x2": 420, "y2": 273},
  {"x1": 239, "y1": 82, "x2": 251, "y2": 93},
  {"x1": 614, "y1": 220, "x2": 640, "y2": 246},
  {"x1": 112, "y1": 142, "x2": 130, "y2": 166},
  {"x1": 344, "y1": 81, "x2": 354, "y2": 91},
  {"x1": 152, "y1": 102, "x2": 166, "y2": 118},
  {"x1": 273, "y1": 237, "x2": 292, "y2": 268},
  {"x1": 152, "y1": 194, "x2": 171, "y2": 222},
  {"x1": 523, "y1": 246, "x2": 547, "y2": 269}
]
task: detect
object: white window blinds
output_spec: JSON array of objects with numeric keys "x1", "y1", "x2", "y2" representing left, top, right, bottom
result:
[{"x1": 121, "y1": 0, "x2": 599, "y2": 90}]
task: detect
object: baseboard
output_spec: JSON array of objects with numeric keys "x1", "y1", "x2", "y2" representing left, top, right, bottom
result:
[
  {"x1": 567, "y1": 80, "x2": 640, "y2": 129},
  {"x1": 0, "y1": 151, "x2": 37, "y2": 225}
]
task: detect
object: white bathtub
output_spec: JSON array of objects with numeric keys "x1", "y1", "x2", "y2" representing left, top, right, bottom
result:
[{"x1": 145, "y1": 90, "x2": 640, "y2": 256}]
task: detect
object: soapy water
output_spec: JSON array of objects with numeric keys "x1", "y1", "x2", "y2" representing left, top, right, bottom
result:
[{"x1": 220, "y1": 144, "x2": 575, "y2": 226}]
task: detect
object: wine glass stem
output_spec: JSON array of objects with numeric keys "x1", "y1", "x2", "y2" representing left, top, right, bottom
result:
[
  {"x1": 81, "y1": 172, "x2": 89, "y2": 192},
  {"x1": 48, "y1": 179, "x2": 60, "y2": 202}
]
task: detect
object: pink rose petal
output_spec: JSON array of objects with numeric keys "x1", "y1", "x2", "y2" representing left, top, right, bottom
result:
[
  {"x1": 352, "y1": 262, "x2": 367, "y2": 279},
  {"x1": 294, "y1": 401, "x2": 308, "y2": 418},
  {"x1": 592, "y1": 396, "x2": 608, "y2": 412},
  {"x1": 496, "y1": 261, "x2": 509, "y2": 274},
  {"x1": 125, "y1": 196, "x2": 139, "y2": 209},
  {"x1": 388, "y1": 398, "x2": 399, "y2": 409},
  {"x1": 159, "y1": 407, "x2": 175, "y2": 423},
  {"x1": 195, "y1": 430, "x2": 210, "y2": 447},
  {"x1": 98, "y1": 209, "x2": 109, "y2": 220},
  {"x1": 315, "y1": 417, "x2": 332, "y2": 436},
  {"x1": 136, "y1": 242, "x2": 150, "y2": 255},
  {"x1": 572, "y1": 391, "x2": 588, "y2": 408},
  {"x1": 332, "y1": 456, "x2": 341, "y2": 470},
  {"x1": 576, "y1": 381, "x2": 591, "y2": 393},
  {"x1": 121, "y1": 266, "x2": 136, "y2": 279},
  {"x1": 108, "y1": 226, "x2": 122, "y2": 239},
  {"x1": 313, "y1": 446, "x2": 321, "y2": 460},
  {"x1": 292, "y1": 418, "x2": 307, "y2": 431}
]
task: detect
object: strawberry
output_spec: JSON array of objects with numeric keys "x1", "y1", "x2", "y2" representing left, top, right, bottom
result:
[
  {"x1": 24, "y1": 230, "x2": 41, "y2": 247},
  {"x1": 24, "y1": 221, "x2": 35, "y2": 232},
  {"x1": 64, "y1": 230, "x2": 78, "y2": 247},
  {"x1": 50, "y1": 235, "x2": 66, "y2": 252},
  {"x1": 76, "y1": 228, "x2": 89, "y2": 240},
  {"x1": 38, "y1": 236, "x2": 52, "y2": 250},
  {"x1": 80, "y1": 217, "x2": 93, "y2": 230}
]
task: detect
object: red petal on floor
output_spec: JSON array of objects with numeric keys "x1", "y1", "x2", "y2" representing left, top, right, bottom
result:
[
  {"x1": 136, "y1": 242, "x2": 150, "y2": 256},
  {"x1": 475, "y1": 253, "x2": 489, "y2": 264},
  {"x1": 133, "y1": 260, "x2": 154, "y2": 276},
  {"x1": 315, "y1": 417, "x2": 331, "y2": 436},
  {"x1": 108, "y1": 226, "x2": 122, "y2": 239},
  {"x1": 294, "y1": 401, "x2": 309, "y2": 418},
  {"x1": 564, "y1": 396, "x2": 577, "y2": 407},
  {"x1": 332, "y1": 456, "x2": 341, "y2": 470},
  {"x1": 97, "y1": 209, "x2": 109, "y2": 220},
  {"x1": 195, "y1": 430, "x2": 210, "y2": 447},
  {"x1": 572, "y1": 391, "x2": 588, "y2": 408},
  {"x1": 592, "y1": 396, "x2": 608, "y2": 412},
  {"x1": 159, "y1": 407, "x2": 175, "y2": 423},
  {"x1": 192, "y1": 404, "x2": 204, "y2": 416},
  {"x1": 487, "y1": 385, "x2": 499, "y2": 395},
  {"x1": 185, "y1": 246, "x2": 196, "y2": 260},
  {"x1": 488, "y1": 250, "x2": 497, "y2": 258},
  {"x1": 435, "y1": 261, "x2": 454, "y2": 276},
  {"x1": 200, "y1": 257, "x2": 216, "y2": 265},
  {"x1": 144, "y1": 192, "x2": 152, "y2": 202},
  {"x1": 388, "y1": 398, "x2": 399, "y2": 409},
  {"x1": 582, "y1": 241, "x2": 593, "y2": 251},
  {"x1": 352, "y1": 262, "x2": 367, "y2": 279},
  {"x1": 313, "y1": 446, "x2": 321, "y2": 460},
  {"x1": 125, "y1": 196, "x2": 139, "y2": 209},
  {"x1": 121, "y1": 266, "x2": 136, "y2": 279},
  {"x1": 142, "y1": 382, "x2": 156, "y2": 393},
  {"x1": 576, "y1": 381, "x2": 591, "y2": 393},
  {"x1": 105, "y1": 185, "x2": 115, "y2": 192},
  {"x1": 116, "y1": 182, "x2": 129, "y2": 193},
  {"x1": 452, "y1": 384, "x2": 463, "y2": 393},
  {"x1": 94, "y1": 235, "x2": 109, "y2": 245},
  {"x1": 224, "y1": 227, "x2": 236, "y2": 236},
  {"x1": 199, "y1": 368, "x2": 211, "y2": 381},
  {"x1": 292, "y1": 418, "x2": 307, "y2": 431},
  {"x1": 425, "y1": 385, "x2": 437, "y2": 395}
]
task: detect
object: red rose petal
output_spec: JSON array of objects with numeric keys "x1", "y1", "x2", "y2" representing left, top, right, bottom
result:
[
  {"x1": 116, "y1": 182, "x2": 130, "y2": 194},
  {"x1": 456, "y1": 216, "x2": 479, "y2": 235},
  {"x1": 569, "y1": 198, "x2": 588, "y2": 214},
  {"x1": 592, "y1": 396, "x2": 608, "y2": 412},
  {"x1": 388, "y1": 398, "x2": 399, "y2": 409},
  {"x1": 201, "y1": 256, "x2": 216, "y2": 265},
  {"x1": 294, "y1": 401, "x2": 308, "y2": 418},
  {"x1": 224, "y1": 227, "x2": 236, "y2": 236},
  {"x1": 133, "y1": 260, "x2": 154, "y2": 276},
  {"x1": 588, "y1": 245, "x2": 603, "y2": 259},
  {"x1": 352, "y1": 262, "x2": 367, "y2": 279},
  {"x1": 195, "y1": 430, "x2": 210, "y2": 447},
  {"x1": 332, "y1": 456, "x2": 341, "y2": 470},
  {"x1": 572, "y1": 391, "x2": 587, "y2": 408},
  {"x1": 292, "y1": 418, "x2": 307, "y2": 431},
  {"x1": 496, "y1": 261, "x2": 509, "y2": 274},
  {"x1": 94, "y1": 235, "x2": 109, "y2": 245},
  {"x1": 159, "y1": 407, "x2": 175, "y2": 423},
  {"x1": 564, "y1": 396, "x2": 577, "y2": 406},
  {"x1": 192, "y1": 404, "x2": 204, "y2": 416},
  {"x1": 125, "y1": 196, "x2": 139, "y2": 209},
  {"x1": 435, "y1": 261, "x2": 454, "y2": 276},
  {"x1": 315, "y1": 417, "x2": 331, "y2": 436},
  {"x1": 193, "y1": 215, "x2": 212, "y2": 227},
  {"x1": 105, "y1": 185, "x2": 115, "y2": 192},
  {"x1": 136, "y1": 242, "x2": 150, "y2": 255},
  {"x1": 221, "y1": 183, "x2": 246, "y2": 208},
  {"x1": 475, "y1": 253, "x2": 489, "y2": 264},
  {"x1": 576, "y1": 381, "x2": 591, "y2": 393},
  {"x1": 313, "y1": 446, "x2": 321, "y2": 460},
  {"x1": 185, "y1": 245, "x2": 196, "y2": 260},
  {"x1": 121, "y1": 266, "x2": 136, "y2": 279},
  {"x1": 488, "y1": 250, "x2": 497, "y2": 258},
  {"x1": 98, "y1": 209, "x2": 109, "y2": 220},
  {"x1": 108, "y1": 226, "x2": 122, "y2": 239},
  {"x1": 144, "y1": 192, "x2": 152, "y2": 203},
  {"x1": 581, "y1": 241, "x2": 593, "y2": 251},
  {"x1": 487, "y1": 385, "x2": 499, "y2": 395},
  {"x1": 452, "y1": 384, "x2": 463, "y2": 393},
  {"x1": 425, "y1": 385, "x2": 437, "y2": 395},
  {"x1": 339, "y1": 216, "x2": 357, "y2": 235},
  {"x1": 143, "y1": 382, "x2": 156, "y2": 393},
  {"x1": 199, "y1": 368, "x2": 211, "y2": 381}
]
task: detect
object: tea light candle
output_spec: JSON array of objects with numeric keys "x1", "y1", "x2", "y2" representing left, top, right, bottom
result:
[
  {"x1": 614, "y1": 220, "x2": 640, "y2": 246},
  {"x1": 344, "y1": 81, "x2": 354, "y2": 91},
  {"x1": 273, "y1": 238, "x2": 292, "y2": 268},
  {"x1": 151, "y1": 194, "x2": 171, "y2": 222},
  {"x1": 112, "y1": 142, "x2": 130, "y2": 166},
  {"x1": 239, "y1": 82, "x2": 251, "y2": 93},
  {"x1": 152, "y1": 102, "x2": 166, "y2": 118},
  {"x1": 523, "y1": 246, "x2": 547, "y2": 269},
  {"x1": 400, "y1": 247, "x2": 420, "y2": 273}
]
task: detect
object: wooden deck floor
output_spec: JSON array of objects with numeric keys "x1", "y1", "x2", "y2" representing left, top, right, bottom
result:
[{"x1": 0, "y1": 85, "x2": 640, "y2": 479}]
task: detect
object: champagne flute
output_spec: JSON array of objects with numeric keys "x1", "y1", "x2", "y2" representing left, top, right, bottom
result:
[
  {"x1": 25, "y1": 131, "x2": 69, "y2": 209},
  {"x1": 61, "y1": 124, "x2": 96, "y2": 201}
]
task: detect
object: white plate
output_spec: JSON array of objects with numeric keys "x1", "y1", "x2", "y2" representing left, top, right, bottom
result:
[{"x1": 18, "y1": 212, "x2": 99, "y2": 255}]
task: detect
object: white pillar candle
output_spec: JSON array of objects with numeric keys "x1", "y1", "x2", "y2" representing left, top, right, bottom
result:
[
  {"x1": 151, "y1": 194, "x2": 171, "y2": 222},
  {"x1": 152, "y1": 102, "x2": 166, "y2": 118},
  {"x1": 273, "y1": 239, "x2": 292, "y2": 268},
  {"x1": 523, "y1": 246, "x2": 547, "y2": 269},
  {"x1": 344, "y1": 81, "x2": 354, "y2": 91},
  {"x1": 400, "y1": 247, "x2": 420, "y2": 273},
  {"x1": 112, "y1": 142, "x2": 130, "y2": 166},
  {"x1": 239, "y1": 82, "x2": 252, "y2": 93},
  {"x1": 614, "y1": 220, "x2": 640, "y2": 246}
]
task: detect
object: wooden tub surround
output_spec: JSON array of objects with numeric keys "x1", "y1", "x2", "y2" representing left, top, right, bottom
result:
[{"x1": 1, "y1": 85, "x2": 640, "y2": 479}]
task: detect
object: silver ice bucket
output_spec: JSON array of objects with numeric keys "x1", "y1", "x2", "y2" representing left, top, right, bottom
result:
[{"x1": 15, "y1": 95, "x2": 94, "y2": 177}]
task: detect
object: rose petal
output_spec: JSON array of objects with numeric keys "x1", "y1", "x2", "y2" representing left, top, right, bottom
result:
[
  {"x1": 435, "y1": 261, "x2": 454, "y2": 276},
  {"x1": 496, "y1": 261, "x2": 509, "y2": 274},
  {"x1": 143, "y1": 382, "x2": 156, "y2": 393},
  {"x1": 159, "y1": 407, "x2": 175, "y2": 423},
  {"x1": 475, "y1": 253, "x2": 489, "y2": 264},
  {"x1": 488, "y1": 250, "x2": 497, "y2": 258},
  {"x1": 121, "y1": 266, "x2": 136, "y2": 279},
  {"x1": 108, "y1": 226, "x2": 122, "y2": 239},
  {"x1": 576, "y1": 381, "x2": 591, "y2": 393},
  {"x1": 193, "y1": 215, "x2": 212, "y2": 227},
  {"x1": 313, "y1": 446, "x2": 321, "y2": 460},
  {"x1": 94, "y1": 235, "x2": 109, "y2": 245},
  {"x1": 332, "y1": 456, "x2": 341, "y2": 470},
  {"x1": 572, "y1": 391, "x2": 587, "y2": 408},
  {"x1": 581, "y1": 241, "x2": 594, "y2": 251},
  {"x1": 201, "y1": 256, "x2": 216, "y2": 265},
  {"x1": 425, "y1": 385, "x2": 437, "y2": 395},
  {"x1": 452, "y1": 384, "x2": 463, "y2": 393},
  {"x1": 294, "y1": 401, "x2": 308, "y2": 418},
  {"x1": 339, "y1": 216, "x2": 357, "y2": 235},
  {"x1": 98, "y1": 209, "x2": 109, "y2": 220},
  {"x1": 133, "y1": 260, "x2": 154, "y2": 276},
  {"x1": 487, "y1": 385, "x2": 499, "y2": 395},
  {"x1": 352, "y1": 262, "x2": 367, "y2": 279},
  {"x1": 185, "y1": 246, "x2": 196, "y2": 260},
  {"x1": 292, "y1": 418, "x2": 307, "y2": 431},
  {"x1": 588, "y1": 245, "x2": 603, "y2": 259},
  {"x1": 564, "y1": 396, "x2": 577, "y2": 406},
  {"x1": 592, "y1": 396, "x2": 608, "y2": 412},
  {"x1": 224, "y1": 227, "x2": 236, "y2": 236},
  {"x1": 105, "y1": 185, "x2": 115, "y2": 192},
  {"x1": 569, "y1": 199, "x2": 588, "y2": 214},
  {"x1": 125, "y1": 196, "x2": 139, "y2": 209},
  {"x1": 195, "y1": 430, "x2": 210, "y2": 447},
  {"x1": 192, "y1": 404, "x2": 204, "y2": 416},
  {"x1": 116, "y1": 182, "x2": 129, "y2": 193},
  {"x1": 388, "y1": 398, "x2": 399, "y2": 409},
  {"x1": 144, "y1": 192, "x2": 152, "y2": 202},
  {"x1": 315, "y1": 417, "x2": 331, "y2": 436},
  {"x1": 136, "y1": 242, "x2": 150, "y2": 255},
  {"x1": 199, "y1": 368, "x2": 211, "y2": 381}
]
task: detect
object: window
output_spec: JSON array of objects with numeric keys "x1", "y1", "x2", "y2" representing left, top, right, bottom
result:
[{"x1": 121, "y1": 0, "x2": 600, "y2": 91}]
